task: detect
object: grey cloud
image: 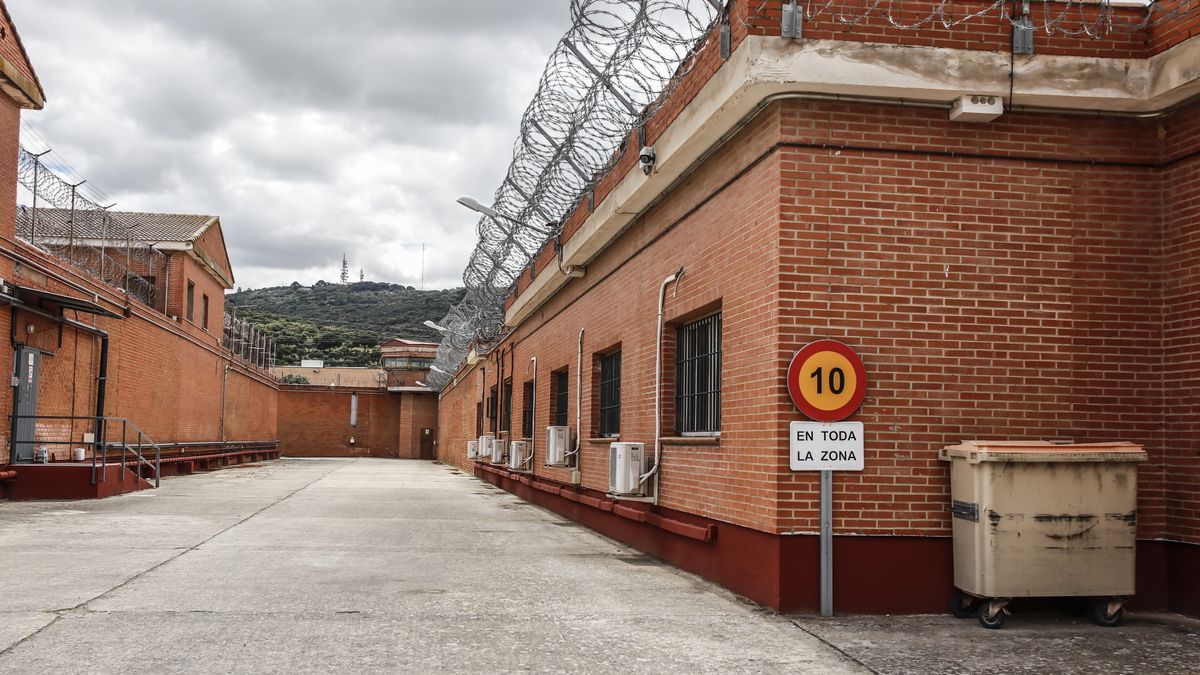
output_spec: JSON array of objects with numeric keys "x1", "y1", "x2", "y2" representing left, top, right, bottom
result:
[{"x1": 7, "y1": 0, "x2": 566, "y2": 290}]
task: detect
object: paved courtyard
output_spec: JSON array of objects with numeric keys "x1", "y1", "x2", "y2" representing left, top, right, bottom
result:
[{"x1": 0, "y1": 458, "x2": 1195, "y2": 674}]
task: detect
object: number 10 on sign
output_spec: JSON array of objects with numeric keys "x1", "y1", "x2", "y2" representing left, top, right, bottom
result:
[{"x1": 787, "y1": 339, "x2": 867, "y2": 422}]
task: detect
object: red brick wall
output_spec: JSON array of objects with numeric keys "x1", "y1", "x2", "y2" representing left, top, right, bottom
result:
[
  {"x1": 194, "y1": 222, "x2": 233, "y2": 286},
  {"x1": 0, "y1": 240, "x2": 277, "y2": 458},
  {"x1": 399, "y1": 392, "x2": 438, "y2": 459},
  {"x1": 1163, "y1": 103, "x2": 1200, "y2": 545},
  {"x1": 737, "y1": 0, "x2": 1152, "y2": 58},
  {"x1": 775, "y1": 100, "x2": 1168, "y2": 538},
  {"x1": 0, "y1": 94, "x2": 17, "y2": 247},
  {"x1": 277, "y1": 387, "x2": 436, "y2": 458},
  {"x1": 436, "y1": 373, "x2": 481, "y2": 463},
  {"x1": 0, "y1": 4, "x2": 41, "y2": 99},
  {"x1": 1149, "y1": 0, "x2": 1200, "y2": 54},
  {"x1": 224, "y1": 367, "x2": 277, "y2": 441},
  {"x1": 441, "y1": 93, "x2": 1200, "y2": 547},
  {"x1": 442, "y1": 107, "x2": 787, "y2": 531},
  {"x1": 173, "y1": 253, "x2": 224, "y2": 336}
]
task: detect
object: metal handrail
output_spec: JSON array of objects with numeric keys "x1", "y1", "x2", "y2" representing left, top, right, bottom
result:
[{"x1": 11, "y1": 414, "x2": 162, "y2": 488}]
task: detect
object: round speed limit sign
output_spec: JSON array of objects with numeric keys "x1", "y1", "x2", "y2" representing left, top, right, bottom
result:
[{"x1": 787, "y1": 339, "x2": 867, "y2": 422}]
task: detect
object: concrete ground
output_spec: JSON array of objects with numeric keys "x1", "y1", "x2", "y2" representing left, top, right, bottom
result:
[
  {"x1": 791, "y1": 613, "x2": 1200, "y2": 674},
  {"x1": 0, "y1": 458, "x2": 856, "y2": 673},
  {"x1": 0, "y1": 458, "x2": 1194, "y2": 674}
]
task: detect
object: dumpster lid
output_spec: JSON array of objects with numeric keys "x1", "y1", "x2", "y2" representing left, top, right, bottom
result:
[{"x1": 939, "y1": 440, "x2": 1147, "y2": 464}]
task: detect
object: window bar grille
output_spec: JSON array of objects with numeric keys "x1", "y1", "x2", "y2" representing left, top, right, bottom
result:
[
  {"x1": 599, "y1": 351, "x2": 621, "y2": 436},
  {"x1": 676, "y1": 314, "x2": 721, "y2": 434}
]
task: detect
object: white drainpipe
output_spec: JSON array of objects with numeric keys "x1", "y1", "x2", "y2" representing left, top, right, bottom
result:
[
  {"x1": 565, "y1": 328, "x2": 584, "y2": 474},
  {"x1": 643, "y1": 267, "x2": 684, "y2": 505}
]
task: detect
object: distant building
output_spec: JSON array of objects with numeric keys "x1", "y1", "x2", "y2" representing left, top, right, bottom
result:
[
  {"x1": 380, "y1": 338, "x2": 437, "y2": 392},
  {"x1": 273, "y1": 338, "x2": 439, "y2": 459},
  {"x1": 272, "y1": 365, "x2": 385, "y2": 389}
]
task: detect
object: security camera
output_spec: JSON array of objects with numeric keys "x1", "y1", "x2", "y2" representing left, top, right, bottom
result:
[{"x1": 639, "y1": 146, "x2": 656, "y2": 175}]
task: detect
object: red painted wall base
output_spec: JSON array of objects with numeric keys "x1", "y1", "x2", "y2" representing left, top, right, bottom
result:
[
  {"x1": 1167, "y1": 540, "x2": 1200, "y2": 616},
  {"x1": 474, "y1": 463, "x2": 1193, "y2": 616},
  {"x1": 0, "y1": 447, "x2": 281, "y2": 500},
  {"x1": 0, "y1": 464, "x2": 150, "y2": 500}
]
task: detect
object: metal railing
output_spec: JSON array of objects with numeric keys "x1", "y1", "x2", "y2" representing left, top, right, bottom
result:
[{"x1": 12, "y1": 415, "x2": 162, "y2": 488}]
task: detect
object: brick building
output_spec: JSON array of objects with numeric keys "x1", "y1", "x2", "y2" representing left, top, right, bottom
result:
[
  {"x1": 436, "y1": 4, "x2": 1200, "y2": 615},
  {"x1": 273, "y1": 364, "x2": 386, "y2": 388},
  {"x1": 380, "y1": 337, "x2": 436, "y2": 391},
  {"x1": 275, "y1": 339, "x2": 439, "y2": 459},
  {"x1": 0, "y1": 3, "x2": 439, "y2": 497}
]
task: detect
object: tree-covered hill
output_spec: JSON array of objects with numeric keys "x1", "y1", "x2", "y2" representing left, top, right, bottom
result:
[{"x1": 226, "y1": 281, "x2": 463, "y2": 367}]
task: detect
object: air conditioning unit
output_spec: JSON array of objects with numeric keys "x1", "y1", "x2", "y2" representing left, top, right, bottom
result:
[
  {"x1": 609, "y1": 442, "x2": 648, "y2": 497},
  {"x1": 509, "y1": 440, "x2": 530, "y2": 471},
  {"x1": 545, "y1": 426, "x2": 572, "y2": 467},
  {"x1": 490, "y1": 436, "x2": 506, "y2": 464},
  {"x1": 477, "y1": 435, "x2": 494, "y2": 462},
  {"x1": 466, "y1": 440, "x2": 479, "y2": 459}
]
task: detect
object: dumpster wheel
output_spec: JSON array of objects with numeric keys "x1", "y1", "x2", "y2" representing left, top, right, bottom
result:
[
  {"x1": 950, "y1": 590, "x2": 975, "y2": 619},
  {"x1": 1090, "y1": 598, "x2": 1126, "y2": 627},
  {"x1": 977, "y1": 599, "x2": 1010, "y2": 629}
]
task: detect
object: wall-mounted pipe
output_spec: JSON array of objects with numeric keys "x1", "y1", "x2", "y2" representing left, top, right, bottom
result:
[
  {"x1": 219, "y1": 364, "x2": 231, "y2": 442},
  {"x1": 564, "y1": 328, "x2": 584, "y2": 472},
  {"x1": 95, "y1": 334, "x2": 109, "y2": 426},
  {"x1": 642, "y1": 267, "x2": 684, "y2": 505}
]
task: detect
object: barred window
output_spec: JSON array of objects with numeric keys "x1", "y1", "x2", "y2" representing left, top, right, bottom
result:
[
  {"x1": 676, "y1": 313, "x2": 721, "y2": 434},
  {"x1": 500, "y1": 380, "x2": 513, "y2": 432},
  {"x1": 487, "y1": 385, "x2": 498, "y2": 433},
  {"x1": 599, "y1": 351, "x2": 621, "y2": 437},
  {"x1": 521, "y1": 381, "x2": 534, "y2": 438},
  {"x1": 553, "y1": 370, "x2": 568, "y2": 427},
  {"x1": 383, "y1": 357, "x2": 435, "y2": 370}
]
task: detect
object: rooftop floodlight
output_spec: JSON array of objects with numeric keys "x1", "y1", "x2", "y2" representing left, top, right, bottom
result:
[
  {"x1": 414, "y1": 381, "x2": 427, "y2": 387},
  {"x1": 430, "y1": 365, "x2": 451, "y2": 376},
  {"x1": 457, "y1": 196, "x2": 524, "y2": 226},
  {"x1": 423, "y1": 320, "x2": 448, "y2": 333}
]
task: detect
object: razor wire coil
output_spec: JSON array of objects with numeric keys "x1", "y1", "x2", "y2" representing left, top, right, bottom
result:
[{"x1": 425, "y1": 0, "x2": 1193, "y2": 391}]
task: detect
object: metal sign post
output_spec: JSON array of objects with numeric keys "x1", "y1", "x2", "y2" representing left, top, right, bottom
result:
[
  {"x1": 820, "y1": 469, "x2": 833, "y2": 617},
  {"x1": 786, "y1": 340, "x2": 870, "y2": 620}
]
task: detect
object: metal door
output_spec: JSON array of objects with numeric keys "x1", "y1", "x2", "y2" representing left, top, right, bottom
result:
[
  {"x1": 420, "y1": 428, "x2": 434, "y2": 460},
  {"x1": 12, "y1": 347, "x2": 40, "y2": 463}
]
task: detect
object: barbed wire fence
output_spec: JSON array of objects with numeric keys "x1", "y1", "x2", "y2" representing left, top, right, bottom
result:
[
  {"x1": 424, "y1": 0, "x2": 1192, "y2": 391},
  {"x1": 768, "y1": 0, "x2": 1195, "y2": 37},
  {"x1": 223, "y1": 312, "x2": 277, "y2": 371},
  {"x1": 425, "y1": 0, "x2": 727, "y2": 390},
  {"x1": 15, "y1": 126, "x2": 275, "y2": 371},
  {"x1": 15, "y1": 144, "x2": 169, "y2": 311}
]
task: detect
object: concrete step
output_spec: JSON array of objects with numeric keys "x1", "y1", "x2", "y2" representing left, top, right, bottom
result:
[{"x1": 0, "y1": 463, "x2": 152, "y2": 500}]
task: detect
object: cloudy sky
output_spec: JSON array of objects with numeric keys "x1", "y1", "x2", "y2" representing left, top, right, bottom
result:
[{"x1": 8, "y1": 0, "x2": 568, "y2": 290}]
